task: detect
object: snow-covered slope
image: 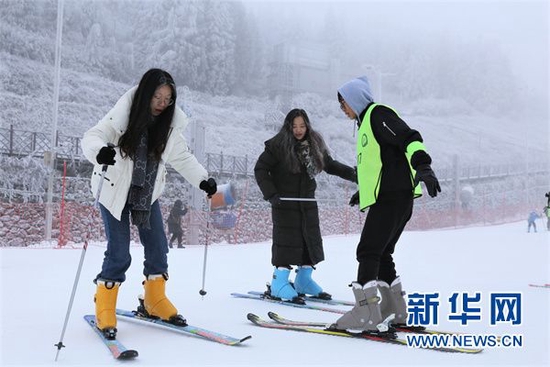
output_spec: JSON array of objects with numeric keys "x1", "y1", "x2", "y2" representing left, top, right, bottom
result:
[{"x1": 1, "y1": 221, "x2": 548, "y2": 366}]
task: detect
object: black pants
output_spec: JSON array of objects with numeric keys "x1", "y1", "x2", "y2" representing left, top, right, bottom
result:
[
  {"x1": 356, "y1": 195, "x2": 413, "y2": 285},
  {"x1": 169, "y1": 229, "x2": 183, "y2": 246}
]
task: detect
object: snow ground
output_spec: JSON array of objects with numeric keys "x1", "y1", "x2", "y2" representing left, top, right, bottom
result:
[{"x1": 1, "y1": 220, "x2": 549, "y2": 367}]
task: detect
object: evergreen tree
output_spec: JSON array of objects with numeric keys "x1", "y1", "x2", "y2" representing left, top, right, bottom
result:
[
  {"x1": 231, "y1": 2, "x2": 263, "y2": 95},
  {"x1": 200, "y1": 0, "x2": 236, "y2": 95}
]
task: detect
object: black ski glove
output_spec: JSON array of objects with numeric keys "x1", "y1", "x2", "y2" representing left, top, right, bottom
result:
[
  {"x1": 349, "y1": 191, "x2": 360, "y2": 206},
  {"x1": 199, "y1": 178, "x2": 217, "y2": 197},
  {"x1": 269, "y1": 194, "x2": 281, "y2": 207},
  {"x1": 96, "y1": 145, "x2": 116, "y2": 165},
  {"x1": 414, "y1": 164, "x2": 441, "y2": 198}
]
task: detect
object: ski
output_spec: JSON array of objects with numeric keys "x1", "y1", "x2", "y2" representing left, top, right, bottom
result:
[
  {"x1": 83, "y1": 315, "x2": 138, "y2": 360},
  {"x1": 232, "y1": 292, "x2": 345, "y2": 314},
  {"x1": 115, "y1": 309, "x2": 251, "y2": 346},
  {"x1": 247, "y1": 313, "x2": 483, "y2": 354},
  {"x1": 267, "y1": 311, "x2": 491, "y2": 336},
  {"x1": 268, "y1": 310, "x2": 345, "y2": 327},
  {"x1": 233, "y1": 292, "x2": 479, "y2": 336},
  {"x1": 529, "y1": 283, "x2": 550, "y2": 288},
  {"x1": 248, "y1": 290, "x2": 354, "y2": 306}
]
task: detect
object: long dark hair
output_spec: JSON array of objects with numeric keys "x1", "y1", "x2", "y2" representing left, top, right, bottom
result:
[
  {"x1": 118, "y1": 68, "x2": 177, "y2": 161},
  {"x1": 272, "y1": 108, "x2": 326, "y2": 174}
]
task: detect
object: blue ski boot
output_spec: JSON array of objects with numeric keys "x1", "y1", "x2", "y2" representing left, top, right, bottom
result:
[
  {"x1": 269, "y1": 267, "x2": 299, "y2": 301},
  {"x1": 294, "y1": 266, "x2": 332, "y2": 300}
]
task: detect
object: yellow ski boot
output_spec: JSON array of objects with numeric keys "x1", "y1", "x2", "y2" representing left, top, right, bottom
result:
[
  {"x1": 94, "y1": 280, "x2": 120, "y2": 339},
  {"x1": 139, "y1": 273, "x2": 187, "y2": 326}
]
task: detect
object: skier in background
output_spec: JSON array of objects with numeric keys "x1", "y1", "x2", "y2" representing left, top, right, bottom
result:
[
  {"x1": 334, "y1": 75, "x2": 441, "y2": 335},
  {"x1": 254, "y1": 108, "x2": 357, "y2": 303},
  {"x1": 527, "y1": 210, "x2": 540, "y2": 233},
  {"x1": 545, "y1": 192, "x2": 550, "y2": 231},
  {"x1": 167, "y1": 199, "x2": 188, "y2": 248},
  {"x1": 81, "y1": 68, "x2": 217, "y2": 339}
]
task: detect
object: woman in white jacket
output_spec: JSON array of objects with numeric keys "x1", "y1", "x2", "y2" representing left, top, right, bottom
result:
[{"x1": 81, "y1": 68, "x2": 217, "y2": 339}]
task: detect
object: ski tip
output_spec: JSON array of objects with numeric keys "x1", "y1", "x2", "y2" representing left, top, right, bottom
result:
[
  {"x1": 267, "y1": 311, "x2": 279, "y2": 319},
  {"x1": 240, "y1": 335, "x2": 253, "y2": 343},
  {"x1": 118, "y1": 350, "x2": 139, "y2": 360},
  {"x1": 246, "y1": 313, "x2": 259, "y2": 322}
]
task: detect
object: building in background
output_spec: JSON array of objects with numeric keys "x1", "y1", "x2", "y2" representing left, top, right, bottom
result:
[{"x1": 267, "y1": 41, "x2": 341, "y2": 101}]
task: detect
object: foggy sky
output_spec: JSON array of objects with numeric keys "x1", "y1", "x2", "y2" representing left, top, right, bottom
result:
[{"x1": 246, "y1": 0, "x2": 549, "y2": 95}]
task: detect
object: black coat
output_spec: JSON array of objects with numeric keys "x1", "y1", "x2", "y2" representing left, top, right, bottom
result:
[
  {"x1": 254, "y1": 138, "x2": 356, "y2": 266},
  {"x1": 167, "y1": 206, "x2": 187, "y2": 234}
]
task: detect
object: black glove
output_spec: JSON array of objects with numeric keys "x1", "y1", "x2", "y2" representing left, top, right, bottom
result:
[
  {"x1": 414, "y1": 164, "x2": 441, "y2": 198},
  {"x1": 199, "y1": 178, "x2": 217, "y2": 197},
  {"x1": 96, "y1": 145, "x2": 116, "y2": 165},
  {"x1": 349, "y1": 191, "x2": 360, "y2": 206},
  {"x1": 269, "y1": 194, "x2": 281, "y2": 207}
]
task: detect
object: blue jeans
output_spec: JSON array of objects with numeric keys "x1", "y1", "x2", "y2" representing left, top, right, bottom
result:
[{"x1": 97, "y1": 200, "x2": 169, "y2": 283}]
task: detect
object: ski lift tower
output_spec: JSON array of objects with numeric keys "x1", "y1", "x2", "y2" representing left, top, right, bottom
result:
[{"x1": 45, "y1": 0, "x2": 64, "y2": 241}]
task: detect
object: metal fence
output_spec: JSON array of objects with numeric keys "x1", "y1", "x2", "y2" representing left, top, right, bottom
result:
[
  {"x1": 0, "y1": 125, "x2": 82, "y2": 159},
  {"x1": 204, "y1": 152, "x2": 253, "y2": 176},
  {"x1": 0, "y1": 125, "x2": 254, "y2": 176},
  {"x1": 1, "y1": 125, "x2": 548, "y2": 181}
]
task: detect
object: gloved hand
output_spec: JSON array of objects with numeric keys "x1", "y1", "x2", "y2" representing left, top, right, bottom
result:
[
  {"x1": 199, "y1": 178, "x2": 217, "y2": 197},
  {"x1": 96, "y1": 145, "x2": 116, "y2": 165},
  {"x1": 349, "y1": 191, "x2": 360, "y2": 206},
  {"x1": 414, "y1": 164, "x2": 441, "y2": 198},
  {"x1": 269, "y1": 194, "x2": 281, "y2": 207}
]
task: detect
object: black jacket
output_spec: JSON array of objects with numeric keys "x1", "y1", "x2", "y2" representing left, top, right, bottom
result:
[
  {"x1": 359, "y1": 103, "x2": 431, "y2": 200},
  {"x1": 254, "y1": 138, "x2": 356, "y2": 266},
  {"x1": 167, "y1": 206, "x2": 187, "y2": 233}
]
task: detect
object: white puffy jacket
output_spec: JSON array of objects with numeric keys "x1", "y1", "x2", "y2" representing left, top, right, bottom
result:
[{"x1": 81, "y1": 86, "x2": 208, "y2": 220}]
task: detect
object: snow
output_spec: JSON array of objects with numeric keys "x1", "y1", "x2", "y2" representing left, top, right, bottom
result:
[{"x1": 1, "y1": 221, "x2": 549, "y2": 366}]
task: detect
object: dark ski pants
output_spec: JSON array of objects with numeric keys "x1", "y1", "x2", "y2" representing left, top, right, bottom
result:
[
  {"x1": 356, "y1": 196, "x2": 413, "y2": 286},
  {"x1": 97, "y1": 200, "x2": 169, "y2": 283},
  {"x1": 169, "y1": 230, "x2": 183, "y2": 246}
]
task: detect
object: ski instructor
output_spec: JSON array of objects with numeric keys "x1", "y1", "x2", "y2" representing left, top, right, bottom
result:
[
  {"x1": 81, "y1": 68, "x2": 217, "y2": 339},
  {"x1": 333, "y1": 76, "x2": 441, "y2": 334}
]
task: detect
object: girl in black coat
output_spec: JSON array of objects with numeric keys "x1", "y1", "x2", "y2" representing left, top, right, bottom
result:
[
  {"x1": 254, "y1": 108, "x2": 356, "y2": 302},
  {"x1": 167, "y1": 199, "x2": 188, "y2": 248}
]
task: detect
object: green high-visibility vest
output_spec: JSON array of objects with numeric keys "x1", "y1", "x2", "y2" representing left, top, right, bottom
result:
[{"x1": 356, "y1": 103, "x2": 424, "y2": 210}]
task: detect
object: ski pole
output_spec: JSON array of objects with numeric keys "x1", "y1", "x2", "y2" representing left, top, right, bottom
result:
[
  {"x1": 94, "y1": 143, "x2": 114, "y2": 208},
  {"x1": 54, "y1": 239, "x2": 88, "y2": 361},
  {"x1": 54, "y1": 159, "x2": 111, "y2": 361},
  {"x1": 199, "y1": 197, "x2": 211, "y2": 296},
  {"x1": 94, "y1": 165, "x2": 108, "y2": 208}
]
